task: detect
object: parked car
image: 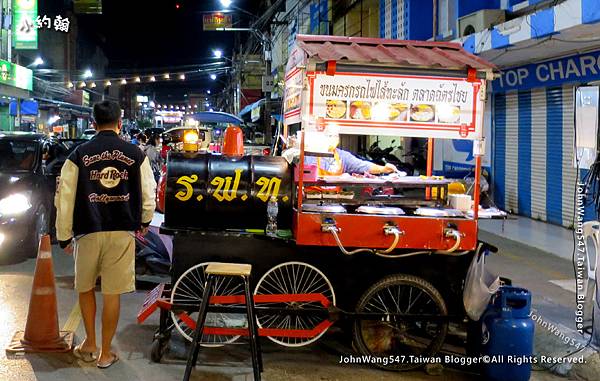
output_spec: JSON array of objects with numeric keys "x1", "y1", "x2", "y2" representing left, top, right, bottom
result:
[
  {"x1": 0, "y1": 133, "x2": 84, "y2": 262},
  {"x1": 144, "y1": 127, "x2": 165, "y2": 137},
  {"x1": 80, "y1": 128, "x2": 96, "y2": 140}
]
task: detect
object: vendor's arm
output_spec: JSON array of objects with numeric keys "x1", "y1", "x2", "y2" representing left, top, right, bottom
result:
[
  {"x1": 369, "y1": 162, "x2": 398, "y2": 174},
  {"x1": 337, "y1": 149, "x2": 397, "y2": 174}
]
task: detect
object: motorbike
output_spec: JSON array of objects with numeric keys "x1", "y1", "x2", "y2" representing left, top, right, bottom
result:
[{"x1": 366, "y1": 140, "x2": 415, "y2": 175}]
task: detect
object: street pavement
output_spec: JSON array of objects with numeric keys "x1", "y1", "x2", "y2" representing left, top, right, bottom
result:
[
  {"x1": 480, "y1": 227, "x2": 600, "y2": 381},
  {"x1": 0, "y1": 237, "x2": 573, "y2": 381}
]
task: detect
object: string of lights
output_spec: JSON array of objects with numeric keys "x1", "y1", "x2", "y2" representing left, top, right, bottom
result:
[{"x1": 53, "y1": 65, "x2": 232, "y2": 89}]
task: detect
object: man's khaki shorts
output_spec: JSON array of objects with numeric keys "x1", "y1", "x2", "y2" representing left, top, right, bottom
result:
[{"x1": 74, "y1": 231, "x2": 135, "y2": 294}]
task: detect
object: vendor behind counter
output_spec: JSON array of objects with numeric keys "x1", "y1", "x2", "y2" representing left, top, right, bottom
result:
[{"x1": 283, "y1": 132, "x2": 401, "y2": 176}]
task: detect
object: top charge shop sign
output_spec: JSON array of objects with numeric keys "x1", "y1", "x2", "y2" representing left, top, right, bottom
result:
[{"x1": 493, "y1": 50, "x2": 600, "y2": 92}]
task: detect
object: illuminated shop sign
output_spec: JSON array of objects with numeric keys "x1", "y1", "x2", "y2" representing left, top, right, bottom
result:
[
  {"x1": 12, "y1": 0, "x2": 38, "y2": 50},
  {"x1": 0, "y1": 59, "x2": 33, "y2": 91}
]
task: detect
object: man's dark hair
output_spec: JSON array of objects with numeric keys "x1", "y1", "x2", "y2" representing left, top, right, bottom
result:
[
  {"x1": 148, "y1": 133, "x2": 160, "y2": 146},
  {"x1": 93, "y1": 100, "x2": 121, "y2": 126}
]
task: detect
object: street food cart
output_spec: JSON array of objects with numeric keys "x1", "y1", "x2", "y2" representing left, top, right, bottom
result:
[{"x1": 139, "y1": 35, "x2": 497, "y2": 371}]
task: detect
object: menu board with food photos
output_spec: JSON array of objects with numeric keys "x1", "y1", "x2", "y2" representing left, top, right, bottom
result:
[
  {"x1": 309, "y1": 72, "x2": 485, "y2": 140},
  {"x1": 284, "y1": 67, "x2": 303, "y2": 125}
]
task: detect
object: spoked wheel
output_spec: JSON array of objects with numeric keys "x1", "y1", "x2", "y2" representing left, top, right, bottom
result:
[
  {"x1": 254, "y1": 261, "x2": 335, "y2": 347},
  {"x1": 170, "y1": 262, "x2": 247, "y2": 346},
  {"x1": 353, "y1": 274, "x2": 448, "y2": 371}
]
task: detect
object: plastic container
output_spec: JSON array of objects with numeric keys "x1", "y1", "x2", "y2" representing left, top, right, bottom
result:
[
  {"x1": 294, "y1": 164, "x2": 318, "y2": 182},
  {"x1": 481, "y1": 286, "x2": 534, "y2": 381},
  {"x1": 266, "y1": 196, "x2": 278, "y2": 236}
]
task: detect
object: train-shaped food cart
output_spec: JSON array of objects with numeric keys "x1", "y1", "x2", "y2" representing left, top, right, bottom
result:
[{"x1": 140, "y1": 35, "x2": 497, "y2": 371}]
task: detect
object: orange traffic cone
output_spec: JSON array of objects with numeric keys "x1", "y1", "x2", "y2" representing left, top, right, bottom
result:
[{"x1": 6, "y1": 234, "x2": 74, "y2": 353}]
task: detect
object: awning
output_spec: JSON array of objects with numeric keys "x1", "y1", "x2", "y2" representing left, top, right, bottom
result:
[
  {"x1": 239, "y1": 98, "x2": 265, "y2": 118},
  {"x1": 293, "y1": 34, "x2": 496, "y2": 71},
  {"x1": 9, "y1": 100, "x2": 38, "y2": 115},
  {"x1": 189, "y1": 111, "x2": 243, "y2": 125},
  {"x1": 35, "y1": 97, "x2": 92, "y2": 114}
]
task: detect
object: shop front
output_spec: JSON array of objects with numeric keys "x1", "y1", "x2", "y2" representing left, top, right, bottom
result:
[
  {"x1": 0, "y1": 59, "x2": 33, "y2": 131},
  {"x1": 490, "y1": 49, "x2": 600, "y2": 227}
]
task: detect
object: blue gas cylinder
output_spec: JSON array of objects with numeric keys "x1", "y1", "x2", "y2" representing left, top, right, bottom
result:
[{"x1": 481, "y1": 286, "x2": 535, "y2": 381}]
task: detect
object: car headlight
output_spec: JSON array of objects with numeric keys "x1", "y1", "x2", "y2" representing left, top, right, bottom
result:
[{"x1": 0, "y1": 193, "x2": 32, "y2": 216}]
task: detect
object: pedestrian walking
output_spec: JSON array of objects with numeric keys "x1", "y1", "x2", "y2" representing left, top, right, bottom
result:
[
  {"x1": 55, "y1": 100, "x2": 156, "y2": 369},
  {"x1": 144, "y1": 134, "x2": 163, "y2": 181},
  {"x1": 137, "y1": 132, "x2": 148, "y2": 150}
]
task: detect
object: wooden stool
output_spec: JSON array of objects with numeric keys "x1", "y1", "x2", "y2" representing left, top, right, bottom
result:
[{"x1": 182, "y1": 262, "x2": 263, "y2": 381}]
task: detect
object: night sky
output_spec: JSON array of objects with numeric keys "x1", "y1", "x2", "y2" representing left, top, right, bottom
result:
[
  {"x1": 58, "y1": 0, "x2": 261, "y2": 101},
  {"x1": 95, "y1": 1, "x2": 259, "y2": 68}
]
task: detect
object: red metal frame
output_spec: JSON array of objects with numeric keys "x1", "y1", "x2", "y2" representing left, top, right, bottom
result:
[
  {"x1": 137, "y1": 283, "x2": 165, "y2": 324},
  {"x1": 293, "y1": 212, "x2": 478, "y2": 250},
  {"x1": 179, "y1": 318, "x2": 334, "y2": 339},
  {"x1": 146, "y1": 292, "x2": 334, "y2": 339}
]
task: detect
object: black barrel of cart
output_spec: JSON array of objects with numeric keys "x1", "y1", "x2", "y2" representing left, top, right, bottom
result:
[{"x1": 164, "y1": 152, "x2": 293, "y2": 230}]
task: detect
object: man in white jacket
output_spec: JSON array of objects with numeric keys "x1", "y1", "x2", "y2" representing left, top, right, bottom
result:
[{"x1": 55, "y1": 100, "x2": 156, "y2": 368}]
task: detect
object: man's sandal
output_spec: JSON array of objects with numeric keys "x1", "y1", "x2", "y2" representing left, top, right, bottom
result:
[
  {"x1": 97, "y1": 353, "x2": 119, "y2": 369},
  {"x1": 72, "y1": 344, "x2": 97, "y2": 362}
]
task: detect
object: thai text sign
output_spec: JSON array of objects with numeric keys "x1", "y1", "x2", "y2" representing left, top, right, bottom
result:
[
  {"x1": 310, "y1": 73, "x2": 484, "y2": 140},
  {"x1": 203, "y1": 13, "x2": 233, "y2": 31},
  {"x1": 284, "y1": 67, "x2": 303, "y2": 125},
  {"x1": 12, "y1": 0, "x2": 38, "y2": 50}
]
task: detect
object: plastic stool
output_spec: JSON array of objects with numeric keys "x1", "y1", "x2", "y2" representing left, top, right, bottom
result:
[{"x1": 182, "y1": 262, "x2": 263, "y2": 381}]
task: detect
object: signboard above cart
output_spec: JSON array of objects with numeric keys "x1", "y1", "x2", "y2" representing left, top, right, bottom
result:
[
  {"x1": 283, "y1": 35, "x2": 495, "y2": 142},
  {"x1": 308, "y1": 72, "x2": 485, "y2": 140}
]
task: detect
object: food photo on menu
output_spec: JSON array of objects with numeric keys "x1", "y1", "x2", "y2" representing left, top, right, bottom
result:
[
  {"x1": 326, "y1": 99, "x2": 347, "y2": 119},
  {"x1": 324, "y1": 98, "x2": 461, "y2": 125},
  {"x1": 436, "y1": 104, "x2": 462, "y2": 124},
  {"x1": 390, "y1": 103, "x2": 409, "y2": 121},
  {"x1": 349, "y1": 101, "x2": 372, "y2": 120},
  {"x1": 409, "y1": 104, "x2": 436, "y2": 122}
]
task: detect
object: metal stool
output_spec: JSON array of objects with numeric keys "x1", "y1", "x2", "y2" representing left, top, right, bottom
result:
[{"x1": 182, "y1": 262, "x2": 262, "y2": 381}]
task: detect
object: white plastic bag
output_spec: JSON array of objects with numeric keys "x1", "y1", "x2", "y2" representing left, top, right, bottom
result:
[{"x1": 463, "y1": 248, "x2": 501, "y2": 321}]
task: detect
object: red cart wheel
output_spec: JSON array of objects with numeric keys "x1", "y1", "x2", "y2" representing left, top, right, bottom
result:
[
  {"x1": 170, "y1": 262, "x2": 246, "y2": 346},
  {"x1": 254, "y1": 261, "x2": 335, "y2": 347}
]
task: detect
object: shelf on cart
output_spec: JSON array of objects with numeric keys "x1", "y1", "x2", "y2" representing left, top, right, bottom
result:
[
  {"x1": 303, "y1": 151, "x2": 335, "y2": 158},
  {"x1": 296, "y1": 208, "x2": 472, "y2": 219},
  {"x1": 300, "y1": 175, "x2": 452, "y2": 187},
  {"x1": 302, "y1": 198, "x2": 440, "y2": 206}
]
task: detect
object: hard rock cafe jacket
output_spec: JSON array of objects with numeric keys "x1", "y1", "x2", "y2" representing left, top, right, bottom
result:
[{"x1": 55, "y1": 130, "x2": 157, "y2": 247}]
